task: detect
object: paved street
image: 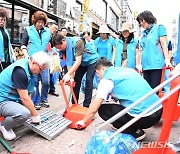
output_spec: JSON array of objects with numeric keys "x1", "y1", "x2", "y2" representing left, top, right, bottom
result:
[{"x1": 0, "y1": 83, "x2": 180, "y2": 154}]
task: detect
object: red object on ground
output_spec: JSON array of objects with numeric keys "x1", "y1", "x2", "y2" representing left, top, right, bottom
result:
[
  {"x1": 134, "y1": 76, "x2": 180, "y2": 154},
  {"x1": 60, "y1": 80, "x2": 92, "y2": 129},
  {"x1": 0, "y1": 116, "x2": 4, "y2": 122}
]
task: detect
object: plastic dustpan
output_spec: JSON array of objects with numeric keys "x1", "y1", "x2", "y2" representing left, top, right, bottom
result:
[{"x1": 60, "y1": 80, "x2": 93, "y2": 129}]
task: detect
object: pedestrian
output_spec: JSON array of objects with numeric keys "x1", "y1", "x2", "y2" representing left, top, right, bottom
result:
[
  {"x1": 136, "y1": 10, "x2": 171, "y2": 90},
  {"x1": 0, "y1": 7, "x2": 15, "y2": 73},
  {"x1": 21, "y1": 11, "x2": 51, "y2": 110},
  {"x1": 115, "y1": 22, "x2": 141, "y2": 71},
  {"x1": 75, "y1": 57, "x2": 162, "y2": 141},
  {"x1": 0, "y1": 51, "x2": 51, "y2": 140},
  {"x1": 94, "y1": 24, "x2": 116, "y2": 64},
  {"x1": 47, "y1": 22, "x2": 59, "y2": 97}
]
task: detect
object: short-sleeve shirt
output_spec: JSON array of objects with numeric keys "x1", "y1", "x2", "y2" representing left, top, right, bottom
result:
[
  {"x1": 75, "y1": 39, "x2": 84, "y2": 57},
  {"x1": 158, "y1": 25, "x2": 167, "y2": 37},
  {"x1": 12, "y1": 66, "x2": 28, "y2": 89}
]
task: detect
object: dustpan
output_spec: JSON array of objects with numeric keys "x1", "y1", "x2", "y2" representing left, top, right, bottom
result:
[{"x1": 60, "y1": 80, "x2": 93, "y2": 129}]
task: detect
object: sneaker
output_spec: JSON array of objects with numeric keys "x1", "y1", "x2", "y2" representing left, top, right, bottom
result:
[
  {"x1": 132, "y1": 129, "x2": 146, "y2": 141},
  {"x1": 34, "y1": 104, "x2": 41, "y2": 110},
  {"x1": 0, "y1": 124, "x2": 16, "y2": 140},
  {"x1": 41, "y1": 101, "x2": 50, "y2": 108}
]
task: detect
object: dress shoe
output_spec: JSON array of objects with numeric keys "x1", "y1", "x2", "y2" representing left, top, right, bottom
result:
[{"x1": 49, "y1": 91, "x2": 59, "y2": 97}]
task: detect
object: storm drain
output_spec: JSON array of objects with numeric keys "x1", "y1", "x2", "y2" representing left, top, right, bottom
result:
[{"x1": 24, "y1": 110, "x2": 72, "y2": 140}]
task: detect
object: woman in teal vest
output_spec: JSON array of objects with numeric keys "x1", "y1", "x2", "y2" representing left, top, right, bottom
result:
[
  {"x1": 21, "y1": 11, "x2": 51, "y2": 109},
  {"x1": 0, "y1": 7, "x2": 15, "y2": 72},
  {"x1": 115, "y1": 22, "x2": 140, "y2": 69},
  {"x1": 115, "y1": 22, "x2": 141, "y2": 70},
  {"x1": 75, "y1": 58, "x2": 162, "y2": 141},
  {"x1": 94, "y1": 24, "x2": 116, "y2": 64},
  {"x1": 136, "y1": 10, "x2": 171, "y2": 90}
]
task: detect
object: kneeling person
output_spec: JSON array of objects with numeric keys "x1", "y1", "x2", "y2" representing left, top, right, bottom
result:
[{"x1": 0, "y1": 51, "x2": 50, "y2": 140}]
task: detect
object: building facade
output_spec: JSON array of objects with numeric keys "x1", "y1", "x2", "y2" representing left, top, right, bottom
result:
[{"x1": 0, "y1": 0, "x2": 134, "y2": 47}]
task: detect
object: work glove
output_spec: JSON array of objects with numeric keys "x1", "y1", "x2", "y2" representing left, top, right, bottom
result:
[
  {"x1": 63, "y1": 73, "x2": 71, "y2": 82},
  {"x1": 31, "y1": 114, "x2": 41, "y2": 124},
  {"x1": 165, "y1": 59, "x2": 171, "y2": 67},
  {"x1": 136, "y1": 64, "x2": 142, "y2": 73},
  {"x1": 75, "y1": 120, "x2": 86, "y2": 129}
]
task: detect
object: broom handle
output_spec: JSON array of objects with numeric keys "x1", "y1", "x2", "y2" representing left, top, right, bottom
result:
[
  {"x1": 60, "y1": 80, "x2": 70, "y2": 109},
  {"x1": 0, "y1": 137, "x2": 12, "y2": 153}
]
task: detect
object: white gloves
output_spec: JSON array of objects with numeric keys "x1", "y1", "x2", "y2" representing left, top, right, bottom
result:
[
  {"x1": 63, "y1": 73, "x2": 71, "y2": 82},
  {"x1": 75, "y1": 120, "x2": 86, "y2": 129},
  {"x1": 136, "y1": 64, "x2": 142, "y2": 73},
  {"x1": 165, "y1": 59, "x2": 171, "y2": 67},
  {"x1": 31, "y1": 114, "x2": 41, "y2": 124}
]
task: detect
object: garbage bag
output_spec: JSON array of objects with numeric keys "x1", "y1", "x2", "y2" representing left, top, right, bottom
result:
[{"x1": 85, "y1": 130, "x2": 139, "y2": 154}]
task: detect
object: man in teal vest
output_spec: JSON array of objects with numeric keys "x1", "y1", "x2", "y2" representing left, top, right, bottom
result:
[
  {"x1": 52, "y1": 32, "x2": 98, "y2": 107},
  {"x1": 75, "y1": 57, "x2": 162, "y2": 141},
  {"x1": 0, "y1": 51, "x2": 50, "y2": 140}
]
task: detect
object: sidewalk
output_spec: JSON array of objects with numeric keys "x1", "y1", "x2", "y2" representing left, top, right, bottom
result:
[{"x1": 0, "y1": 83, "x2": 180, "y2": 154}]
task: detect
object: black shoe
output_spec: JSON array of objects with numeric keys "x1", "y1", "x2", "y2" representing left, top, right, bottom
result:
[
  {"x1": 49, "y1": 91, "x2": 59, "y2": 97},
  {"x1": 132, "y1": 129, "x2": 146, "y2": 141},
  {"x1": 41, "y1": 101, "x2": 50, "y2": 108}
]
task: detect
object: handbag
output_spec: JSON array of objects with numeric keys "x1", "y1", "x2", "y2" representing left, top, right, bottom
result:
[{"x1": 50, "y1": 52, "x2": 62, "y2": 74}]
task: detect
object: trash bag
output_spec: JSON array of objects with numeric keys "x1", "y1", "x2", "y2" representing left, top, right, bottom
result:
[{"x1": 85, "y1": 130, "x2": 139, "y2": 154}]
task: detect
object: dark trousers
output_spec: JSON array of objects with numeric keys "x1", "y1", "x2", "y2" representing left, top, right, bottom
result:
[
  {"x1": 98, "y1": 104, "x2": 162, "y2": 134},
  {"x1": 49, "y1": 74, "x2": 55, "y2": 93},
  {"x1": 72, "y1": 63, "x2": 96, "y2": 107},
  {"x1": 143, "y1": 69, "x2": 162, "y2": 90}
]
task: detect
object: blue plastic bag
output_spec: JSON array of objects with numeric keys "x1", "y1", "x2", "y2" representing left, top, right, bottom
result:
[{"x1": 85, "y1": 130, "x2": 139, "y2": 154}]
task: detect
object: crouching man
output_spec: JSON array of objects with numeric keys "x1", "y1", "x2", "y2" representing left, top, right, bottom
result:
[
  {"x1": 0, "y1": 51, "x2": 50, "y2": 140},
  {"x1": 75, "y1": 57, "x2": 162, "y2": 141}
]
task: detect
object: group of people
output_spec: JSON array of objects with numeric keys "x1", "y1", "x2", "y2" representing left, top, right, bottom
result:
[{"x1": 0, "y1": 7, "x2": 178, "y2": 147}]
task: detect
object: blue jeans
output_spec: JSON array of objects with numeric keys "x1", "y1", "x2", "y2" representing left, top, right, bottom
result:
[
  {"x1": 73, "y1": 63, "x2": 96, "y2": 107},
  {"x1": 32, "y1": 68, "x2": 50, "y2": 105}
]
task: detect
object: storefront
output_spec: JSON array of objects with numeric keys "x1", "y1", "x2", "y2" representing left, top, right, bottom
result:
[{"x1": 1, "y1": 0, "x2": 65, "y2": 47}]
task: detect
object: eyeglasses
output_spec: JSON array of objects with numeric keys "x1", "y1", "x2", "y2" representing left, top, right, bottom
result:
[{"x1": 36, "y1": 63, "x2": 44, "y2": 72}]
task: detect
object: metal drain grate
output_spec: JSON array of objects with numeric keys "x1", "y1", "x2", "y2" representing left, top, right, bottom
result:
[{"x1": 24, "y1": 110, "x2": 72, "y2": 140}]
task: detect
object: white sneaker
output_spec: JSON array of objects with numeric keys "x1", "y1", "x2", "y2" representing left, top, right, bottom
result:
[{"x1": 0, "y1": 124, "x2": 16, "y2": 140}]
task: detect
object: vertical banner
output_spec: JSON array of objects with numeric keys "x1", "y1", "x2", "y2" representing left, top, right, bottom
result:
[{"x1": 84, "y1": 0, "x2": 89, "y2": 13}]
